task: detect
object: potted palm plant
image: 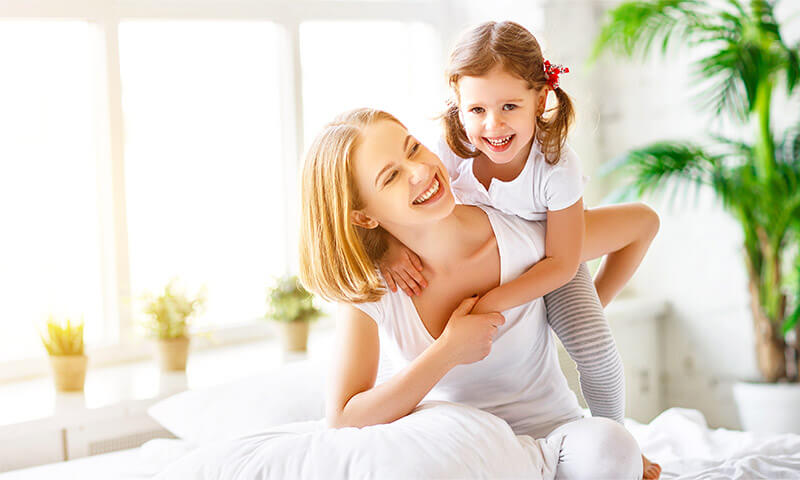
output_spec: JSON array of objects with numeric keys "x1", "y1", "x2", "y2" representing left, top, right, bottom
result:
[
  {"x1": 266, "y1": 275, "x2": 323, "y2": 352},
  {"x1": 593, "y1": 0, "x2": 800, "y2": 432},
  {"x1": 40, "y1": 315, "x2": 87, "y2": 392},
  {"x1": 141, "y1": 280, "x2": 205, "y2": 371}
]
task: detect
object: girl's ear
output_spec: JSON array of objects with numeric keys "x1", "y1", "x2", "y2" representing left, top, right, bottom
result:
[
  {"x1": 537, "y1": 87, "x2": 549, "y2": 117},
  {"x1": 351, "y1": 210, "x2": 379, "y2": 229}
]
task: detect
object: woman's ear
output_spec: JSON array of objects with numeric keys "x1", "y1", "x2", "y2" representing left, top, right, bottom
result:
[{"x1": 350, "y1": 210, "x2": 379, "y2": 229}]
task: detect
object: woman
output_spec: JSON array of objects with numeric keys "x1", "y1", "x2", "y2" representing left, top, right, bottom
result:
[{"x1": 299, "y1": 108, "x2": 643, "y2": 479}]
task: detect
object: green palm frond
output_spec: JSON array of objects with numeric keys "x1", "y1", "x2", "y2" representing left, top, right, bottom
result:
[
  {"x1": 594, "y1": 0, "x2": 798, "y2": 123},
  {"x1": 602, "y1": 141, "x2": 719, "y2": 198},
  {"x1": 592, "y1": 0, "x2": 709, "y2": 61}
]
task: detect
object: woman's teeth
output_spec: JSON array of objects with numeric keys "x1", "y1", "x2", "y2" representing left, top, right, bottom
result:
[
  {"x1": 486, "y1": 135, "x2": 513, "y2": 146},
  {"x1": 413, "y1": 178, "x2": 440, "y2": 205}
]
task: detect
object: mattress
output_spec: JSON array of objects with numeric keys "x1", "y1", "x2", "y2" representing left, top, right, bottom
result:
[{"x1": 3, "y1": 408, "x2": 800, "y2": 479}]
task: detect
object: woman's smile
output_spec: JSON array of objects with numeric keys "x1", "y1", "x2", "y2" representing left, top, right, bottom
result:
[{"x1": 412, "y1": 171, "x2": 446, "y2": 206}]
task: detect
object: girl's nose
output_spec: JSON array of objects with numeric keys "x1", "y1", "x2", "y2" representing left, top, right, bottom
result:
[{"x1": 485, "y1": 110, "x2": 505, "y2": 130}]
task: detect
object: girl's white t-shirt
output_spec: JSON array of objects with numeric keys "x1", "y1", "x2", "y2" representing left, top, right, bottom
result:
[
  {"x1": 435, "y1": 137, "x2": 588, "y2": 220},
  {"x1": 353, "y1": 205, "x2": 584, "y2": 439}
]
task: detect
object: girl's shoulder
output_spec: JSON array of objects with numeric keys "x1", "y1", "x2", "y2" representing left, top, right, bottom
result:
[{"x1": 529, "y1": 139, "x2": 581, "y2": 174}]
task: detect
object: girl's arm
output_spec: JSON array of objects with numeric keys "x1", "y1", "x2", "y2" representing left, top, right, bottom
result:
[{"x1": 472, "y1": 198, "x2": 584, "y2": 314}]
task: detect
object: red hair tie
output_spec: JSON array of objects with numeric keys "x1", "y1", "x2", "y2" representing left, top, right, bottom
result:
[{"x1": 543, "y1": 59, "x2": 569, "y2": 90}]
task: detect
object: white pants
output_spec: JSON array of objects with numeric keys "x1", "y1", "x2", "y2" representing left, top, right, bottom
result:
[{"x1": 546, "y1": 417, "x2": 643, "y2": 480}]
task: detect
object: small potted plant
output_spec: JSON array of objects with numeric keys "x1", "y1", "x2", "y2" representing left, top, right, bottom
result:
[
  {"x1": 266, "y1": 275, "x2": 323, "y2": 352},
  {"x1": 141, "y1": 280, "x2": 205, "y2": 371},
  {"x1": 40, "y1": 315, "x2": 87, "y2": 392}
]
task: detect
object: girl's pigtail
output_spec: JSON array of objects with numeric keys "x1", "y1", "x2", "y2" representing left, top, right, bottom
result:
[
  {"x1": 441, "y1": 100, "x2": 480, "y2": 159},
  {"x1": 537, "y1": 87, "x2": 575, "y2": 165}
]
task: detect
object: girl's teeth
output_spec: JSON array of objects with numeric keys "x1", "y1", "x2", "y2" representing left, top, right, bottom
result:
[
  {"x1": 487, "y1": 136, "x2": 512, "y2": 146},
  {"x1": 413, "y1": 178, "x2": 440, "y2": 204}
]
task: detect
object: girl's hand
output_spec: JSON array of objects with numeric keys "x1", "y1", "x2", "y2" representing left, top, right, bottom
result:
[
  {"x1": 438, "y1": 296, "x2": 505, "y2": 366},
  {"x1": 378, "y1": 238, "x2": 428, "y2": 296}
]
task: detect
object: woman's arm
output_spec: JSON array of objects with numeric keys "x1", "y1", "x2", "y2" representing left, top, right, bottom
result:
[
  {"x1": 327, "y1": 297, "x2": 503, "y2": 429},
  {"x1": 472, "y1": 199, "x2": 584, "y2": 314},
  {"x1": 326, "y1": 304, "x2": 454, "y2": 428}
]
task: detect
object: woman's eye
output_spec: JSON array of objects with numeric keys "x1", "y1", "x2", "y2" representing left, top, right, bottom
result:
[
  {"x1": 469, "y1": 107, "x2": 484, "y2": 114},
  {"x1": 503, "y1": 104, "x2": 517, "y2": 111},
  {"x1": 385, "y1": 171, "x2": 398, "y2": 185},
  {"x1": 410, "y1": 143, "x2": 420, "y2": 155}
]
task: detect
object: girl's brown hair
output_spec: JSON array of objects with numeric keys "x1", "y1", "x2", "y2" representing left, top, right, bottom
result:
[
  {"x1": 298, "y1": 108, "x2": 402, "y2": 304},
  {"x1": 442, "y1": 21, "x2": 574, "y2": 165}
]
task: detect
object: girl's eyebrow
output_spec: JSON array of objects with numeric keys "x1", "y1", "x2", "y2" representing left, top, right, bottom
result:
[{"x1": 465, "y1": 98, "x2": 525, "y2": 108}]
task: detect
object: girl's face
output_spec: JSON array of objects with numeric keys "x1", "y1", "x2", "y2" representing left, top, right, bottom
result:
[
  {"x1": 457, "y1": 66, "x2": 546, "y2": 165},
  {"x1": 350, "y1": 120, "x2": 456, "y2": 231}
]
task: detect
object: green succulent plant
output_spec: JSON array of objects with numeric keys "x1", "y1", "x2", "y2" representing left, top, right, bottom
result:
[
  {"x1": 593, "y1": 0, "x2": 800, "y2": 382},
  {"x1": 141, "y1": 280, "x2": 205, "y2": 340},
  {"x1": 40, "y1": 315, "x2": 85, "y2": 356},
  {"x1": 266, "y1": 275, "x2": 323, "y2": 324}
]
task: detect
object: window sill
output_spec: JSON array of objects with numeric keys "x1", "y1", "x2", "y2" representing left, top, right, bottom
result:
[
  {"x1": 0, "y1": 320, "x2": 336, "y2": 433},
  {"x1": 0, "y1": 316, "x2": 335, "y2": 384}
]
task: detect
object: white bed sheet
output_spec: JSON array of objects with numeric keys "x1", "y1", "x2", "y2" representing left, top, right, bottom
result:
[
  {"x1": 4, "y1": 407, "x2": 800, "y2": 480},
  {"x1": 628, "y1": 408, "x2": 800, "y2": 479},
  {"x1": 0, "y1": 438, "x2": 194, "y2": 480}
]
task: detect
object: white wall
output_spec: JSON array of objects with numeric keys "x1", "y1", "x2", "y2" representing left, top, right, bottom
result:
[{"x1": 537, "y1": 0, "x2": 799, "y2": 428}]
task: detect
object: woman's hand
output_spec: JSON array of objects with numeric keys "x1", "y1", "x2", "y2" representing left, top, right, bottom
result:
[
  {"x1": 438, "y1": 296, "x2": 505, "y2": 366},
  {"x1": 378, "y1": 236, "x2": 428, "y2": 296}
]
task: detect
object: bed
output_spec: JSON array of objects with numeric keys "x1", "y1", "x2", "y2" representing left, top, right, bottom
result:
[{"x1": 2, "y1": 358, "x2": 799, "y2": 479}]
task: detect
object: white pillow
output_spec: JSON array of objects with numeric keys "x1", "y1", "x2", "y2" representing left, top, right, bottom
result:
[
  {"x1": 148, "y1": 358, "x2": 326, "y2": 445},
  {"x1": 153, "y1": 401, "x2": 562, "y2": 480}
]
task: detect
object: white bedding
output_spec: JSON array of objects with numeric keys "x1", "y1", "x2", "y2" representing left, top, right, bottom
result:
[
  {"x1": 627, "y1": 408, "x2": 800, "y2": 479},
  {"x1": 153, "y1": 401, "x2": 561, "y2": 480},
  {"x1": 0, "y1": 438, "x2": 194, "y2": 480},
  {"x1": 4, "y1": 408, "x2": 800, "y2": 479}
]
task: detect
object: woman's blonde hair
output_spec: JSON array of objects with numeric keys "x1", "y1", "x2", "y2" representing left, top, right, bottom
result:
[
  {"x1": 298, "y1": 108, "x2": 403, "y2": 304},
  {"x1": 442, "y1": 21, "x2": 575, "y2": 165}
]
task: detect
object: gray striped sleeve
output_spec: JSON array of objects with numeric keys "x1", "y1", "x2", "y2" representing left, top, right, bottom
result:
[{"x1": 543, "y1": 263, "x2": 626, "y2": 424}]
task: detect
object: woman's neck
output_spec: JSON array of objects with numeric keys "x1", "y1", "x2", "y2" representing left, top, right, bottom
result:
[{"x1": 382, "y1": 205, "x2": 491, "y2": 276}]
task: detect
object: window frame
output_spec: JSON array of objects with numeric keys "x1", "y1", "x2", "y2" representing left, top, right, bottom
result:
[{"x1": 0, "y1": 0, "x2": 453, "y2": 383}]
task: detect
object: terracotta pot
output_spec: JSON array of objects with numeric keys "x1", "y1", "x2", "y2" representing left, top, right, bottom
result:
[
  {"x1": 155, "y1": 336, "x2": 190, "y2": 371},
  {"x1": 279, "y1": 321, "x2": 310, "y2": 352},
  {"x1": 49, "y1": 354, "x2": 88, "y2": 392}
]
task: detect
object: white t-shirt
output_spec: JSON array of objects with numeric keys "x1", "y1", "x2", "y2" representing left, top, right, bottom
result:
[
  {"x1": 353, "y1": 205, "x2": 584, "y2": 439},
  {"x1": 435, "y1": 137, "x2": 588, "y2": 221}
]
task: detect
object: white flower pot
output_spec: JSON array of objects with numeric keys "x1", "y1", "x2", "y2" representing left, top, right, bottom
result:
[{"x1": 732, "y1": 381, "x2": 800, "y2": 434}]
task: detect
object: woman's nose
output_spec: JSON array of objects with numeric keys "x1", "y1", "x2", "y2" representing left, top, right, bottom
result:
[{"x1": 408, "y1": 162, "x2": 430, "y2": 185}]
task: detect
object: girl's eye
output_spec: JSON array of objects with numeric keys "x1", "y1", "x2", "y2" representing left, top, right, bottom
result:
[
  {"x1": 385, "y1": 171, "x2": 398, "y2": 185},
  {"x1": 469, "y1": 107, "x2": 484, "y2": 114},
  {"x1": 410, "y1": 142, "x2": 420, "y2": 155},
  {"x1": 503, "y1": 104, "x2": 517, "y2": 111}
]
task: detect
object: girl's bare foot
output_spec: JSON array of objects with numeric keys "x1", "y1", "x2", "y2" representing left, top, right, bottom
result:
[{"x1": 642, "y1": 454, "x2": 661, "y2": 479}]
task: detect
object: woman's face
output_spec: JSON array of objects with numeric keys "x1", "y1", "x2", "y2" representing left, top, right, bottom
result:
[{"x1": 350, "y1": 120, "x2": 456, "y2": 231}]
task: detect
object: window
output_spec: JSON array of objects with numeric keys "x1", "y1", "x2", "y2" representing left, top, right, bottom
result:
[
  {"x1": 119, "y1": 21, "x2": 287, "y2": 329},
  {"x1": 300, "y1": 21, "x2": 443, "y2": 149},
  {"x1": 0, "y1": 20, "x2": 104, "y2": 362},
  {"x1": 0, "y1": 1, "x2": 449, "y2": 379}
]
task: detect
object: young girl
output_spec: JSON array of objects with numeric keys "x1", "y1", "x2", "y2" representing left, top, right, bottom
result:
[{"x1": 379, "y1": 21, "x2": 661, "y2": 479}]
